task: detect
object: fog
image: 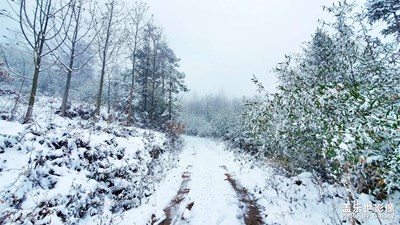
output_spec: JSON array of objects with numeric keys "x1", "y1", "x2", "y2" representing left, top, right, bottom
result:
[
  {"x1": 0, "y1": 0, "x2": 339, "y2": 98},
  {"x1": 143, "y1": 0, "x2": 338, "y2": 98}
]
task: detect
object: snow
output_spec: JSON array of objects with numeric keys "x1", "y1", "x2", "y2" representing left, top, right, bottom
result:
[
  {"x1": 0, "y1": 95, "x2": 399, "y2": 225},
  {"x1": 182, "y1": 137, "x2": 242, "y2": 225},
  {"x1": 0, "y1": 120, "x2": 25, "y2": 136},
  {"x1": 119, "y1": 136, "x2": 243, "y2": 225},
  {"x1": 366, "y1": 155, "x2": 383, "y2": 164},
  {"x1": 118, "y1": 136, "x2": 399, "y2": 225},
  {"x1": 0, "y1": 96, "x2": 181, "y2": 224}
]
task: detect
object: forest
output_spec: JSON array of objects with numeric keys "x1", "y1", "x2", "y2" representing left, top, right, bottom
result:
[
  {"x1": 0, "y1": 0, "x2": 188, "y2": 128},
  {"x1": 0, "y1": 0, "x2": 399, "y2": 224}
]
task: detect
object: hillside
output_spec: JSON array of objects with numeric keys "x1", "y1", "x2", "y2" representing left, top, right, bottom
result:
[{"x1": 0, "y1": 95, "x2": 183, "y2": 224}]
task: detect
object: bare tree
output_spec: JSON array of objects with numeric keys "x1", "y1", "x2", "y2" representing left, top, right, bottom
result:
[
  {"x1": 125, "y1": 1, "x2": 148, "y2": 125},
  {"x1": 94, "y1": 0, "x2": 125, "y2": 116},
  {"x1": 57, "y1": 0, "x2": 97, "y2": 117},
  {"x1": 4, "y1": 0, "x2": 73, "y2": 123}
]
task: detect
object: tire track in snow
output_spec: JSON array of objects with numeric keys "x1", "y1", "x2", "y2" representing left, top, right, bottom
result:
[
  {"x1": 152, "y1": 165, "x2": 194, "y2": 225},
  {"x1": 149, "y1": 136, "x2": 257, "y2": 225},
  {"x1": 180, "y1": 137, "x2": 243, "y2": 225},
  {"x1": 221, "y1": 165, "x2": 264, "y2": 225}
]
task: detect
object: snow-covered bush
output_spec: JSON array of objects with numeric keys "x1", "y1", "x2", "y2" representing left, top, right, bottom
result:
[
  {"x1": 240, "y1": 0, "x2": 400, "y2": 197},
  {"x1": 320, "y1": 84, "x2": 400, "y2": 197},
  {"x1": 0, "y1": 111, "x2": 182, "y2": 224}
]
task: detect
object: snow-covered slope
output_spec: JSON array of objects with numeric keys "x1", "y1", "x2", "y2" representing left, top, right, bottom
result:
[{"x1": 0, "y1": 99, "x2": 182, "y2": 224}]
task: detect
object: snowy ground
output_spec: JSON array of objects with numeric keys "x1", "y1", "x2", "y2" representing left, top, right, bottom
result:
[
  {"x1": 118, "y1": 136, "x2": 242, "y2": 225},
  {"x1": 0, "y1": 93, "x2": 399, "y2": 225},
  {"x1": 119, "y1": 136, "x2": 399, "y2": 225},
  {"x1": 0, "y1": 96, "x2": 182, "y2": 224}
]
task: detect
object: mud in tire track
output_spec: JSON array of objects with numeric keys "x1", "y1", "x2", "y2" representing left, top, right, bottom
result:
[
  {"x1": 221, "y1": 166, "x2": 264, "y2": 225},
  {"x1": 151, "y1": 165, "x2": 194, "y2": 225},
  {"x1": 151, "y1": 162, "x2": 264, "y2": 225}
]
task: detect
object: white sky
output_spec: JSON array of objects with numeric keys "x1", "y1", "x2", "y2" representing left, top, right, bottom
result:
[
  {"x1": 143, "y1": 0, "x2": 340, "y2": 98},
  {"x1": 0, "y1": 0, "x2": 357, "y2": 98}
]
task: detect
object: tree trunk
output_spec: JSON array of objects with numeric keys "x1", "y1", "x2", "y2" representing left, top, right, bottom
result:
[
  {"x1": 143, "y1": 59, "x2": 149, "y2": 114},
  {"x1": 143, "y1": 76, "x2": 148, "y2": 113},
  {"x1": 24, "y1": 52, "x2": 41, "y2": 123},
  {"x1": 95, "y1": 0, "x2": 114, "y2": 116},
  {"x1": 151, "y1": 73, "x2": 156, "y2": 124},
  {"x1": 61, "y1": 2, "x2": 82, "y2": 117},
  {"x1": 96, "y1": 56, "x2": 106, "y2": 116},
  {"x1": 127, "y1": 26, "x2": 139, "y2": 126},
  {"x1": 107, "y1": 72, "x2": 111, "y2": 114},
  {"x1": 150, "y1": 45, "x2": 157, "y2": 125},
  {"x1": 127, "y1": 61, "x2": 135, "y2": 125},
  {"x1": 161, "y1": 68, "x2": 165, "y2": 95},
  {"x1": 168, "y1": 81, "x2": 172, "y2": 121},
  {"x1": 60, "y1": 43, "x2": 76, "y2": 117},
  {"x1": 60, "y1": 68, "x2": 73, "y2": 117}
]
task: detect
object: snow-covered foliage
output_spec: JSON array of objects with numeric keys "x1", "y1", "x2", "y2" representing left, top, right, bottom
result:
[
  {"x1": 366, "y1": 0, "x2": 400, "y2": 38},
  {"x1": 0, "y1": 94, "x2": 182, "y2": 224},
  {"x1": 237, "y1": 0, "x2": 400, "y2": 199},
  {"x1": 230, "y1": 151, "x2": 400, "y2": 225}
]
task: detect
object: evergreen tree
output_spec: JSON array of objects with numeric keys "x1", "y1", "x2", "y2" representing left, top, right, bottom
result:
[{"x1": 366, "y1": 0, "x2": 400, "y2": 39}]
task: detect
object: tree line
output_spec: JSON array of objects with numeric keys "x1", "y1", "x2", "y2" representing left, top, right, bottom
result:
[
  {"x1": 181, "y1": 93, "x2": 243, "y2": 138},
  {"x1": 0, "y1": 0, "x2": 188, "y2": 128}
]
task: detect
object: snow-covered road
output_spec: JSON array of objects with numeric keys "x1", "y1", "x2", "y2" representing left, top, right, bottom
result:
[
  {"x1": 118, "y1": 136, "x2": 261, "y2": 225},
  {"x1": 115, "y1": 136, "x2": 400, "y2": 225},
  {"x1": 171, "y1": 137, "x2": 243, "y2": 225}
]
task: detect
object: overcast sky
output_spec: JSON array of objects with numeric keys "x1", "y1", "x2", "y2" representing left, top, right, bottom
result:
[
  {"x1": 143, "y1": 0, "x2": 340, "y2": 98},
  {"x1": 0, "y1": 0, "x2": 346, "y2": 98}
]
